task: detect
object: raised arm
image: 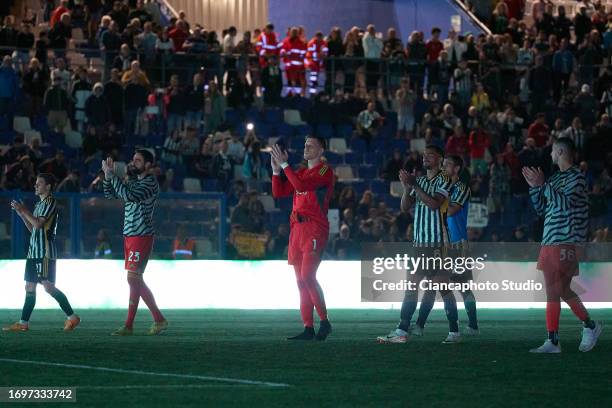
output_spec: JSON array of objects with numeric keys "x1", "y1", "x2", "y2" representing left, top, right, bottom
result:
[
  {"x1": 529, "y1": 186, "x2": 546, "y2": 216},
  {"x1": 270, "y1": 150, "x2": 295, "y2": 198},
  {"x1": 272, "y1": 174, "x2": 295, "y2": 198},
  {"x1": 102, "y1": 158, "x2": 118, "y2": 199},
  {"x1": 12, "y1": 199, "x2": 56, "y2": 231},
  {"x1": 411, "y1": 173, "x2": 449, "y2": 210},
  {"x1": 542, "y1": 171, "x2": 587, "y2": 212},
  {"x1": 108, "y1": 174, "x2": 158, "y2": 203},
  {"x1": 523, "y1": 167, "x2": 547, "y2": 216},
  {"x1": 399, "y1": 169, "x2": 415, "y2": 212}
]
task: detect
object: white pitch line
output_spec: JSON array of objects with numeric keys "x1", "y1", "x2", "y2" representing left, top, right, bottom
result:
[
  {"x1": 0, "y1": 358, "x2": 290, "y2": 388},
  {"x1": 79, "y1": 385, "x2": 252, "y2": 390}
]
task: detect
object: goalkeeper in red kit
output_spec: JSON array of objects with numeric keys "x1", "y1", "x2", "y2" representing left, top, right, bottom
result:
[{"x1": 271, "y1": 137, "x2": 334, "y2": 341}]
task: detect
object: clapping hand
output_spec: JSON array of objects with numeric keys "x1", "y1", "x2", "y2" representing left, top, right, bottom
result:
[
  {"x1": 101, "y1": 157, "x2": 115, "y2": 178},
  {"x1": 270, "y1": 144, "x2": 289, "y2": 167},
  {"x1": 399, "y1": 169, "x2": 417, "y2": 189},
  {"x1": 521, "y1": 167, "x2": 545, "y2": 188},
  {"x1": 270, "y1": 151, "x2": 280, "y2": 174},
  {"x1": 10, "y1": 200, "x2": 25, "y2": 213}
]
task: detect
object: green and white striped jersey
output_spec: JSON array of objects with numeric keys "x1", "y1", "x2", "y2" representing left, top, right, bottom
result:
[
  {"x1": 410, "y1": 171, "x2": 451, "y2": 245},
  {"x1": 529, "y1": 166, "x2": 589, "y2": 244},
  {"x1": 27, "y1": 196, "x2": 59, "y2": 259},
  {"x1": 103, "y1": 174, "x2": 159, "y2": 236}
]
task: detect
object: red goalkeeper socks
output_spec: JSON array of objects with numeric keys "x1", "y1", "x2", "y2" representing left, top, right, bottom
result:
[
  {"x1": 140, "y1": 282, "x2": 165, "y2": 322},
  {"x1": 125, "y1": 277, "x2": 142, "y2": 329}
]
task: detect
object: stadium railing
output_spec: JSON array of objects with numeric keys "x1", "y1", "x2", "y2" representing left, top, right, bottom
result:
[
  {"x1": 3, "y1": 45, "x2": 609, "y2": 93},
  {"x1": 0, "y1": 191, "x2": 227, "y2": 260}
]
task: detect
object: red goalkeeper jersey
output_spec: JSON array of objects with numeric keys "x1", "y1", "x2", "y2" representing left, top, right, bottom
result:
[{"x1": 272, "y1": 163, "x2": 334, "y2": 227}]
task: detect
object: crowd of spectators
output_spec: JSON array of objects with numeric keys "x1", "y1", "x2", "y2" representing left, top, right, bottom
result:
[{"x1": 0, "y1": 0, "x2": 611, "y2": 260}]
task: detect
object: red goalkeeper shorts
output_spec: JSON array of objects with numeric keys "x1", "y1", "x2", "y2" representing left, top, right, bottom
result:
[
  {"x1": 288, "y1": 220, "x2": 328, "y2": 265},
  {"x1": 537, "y1": 245, "x2": 580, "y2": 279},
  {"x1": 124, "y1": 236, "x2": 154, "y2": 273}
]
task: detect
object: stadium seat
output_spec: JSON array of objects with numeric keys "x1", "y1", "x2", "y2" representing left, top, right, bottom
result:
[
  {"x1": 288, "y1": 151, "x2": 302, "y2": 163},
  {"x1": 202, "y1": 179, "x2": 219, "y2": 191},
  {"x1": 268, "y1": 210, "x2": 288, "y2": 225},
  {"x1": 147, "y1": 132, "x2": 164, "y2": 147},
  {"x1": 370, "y1": 180, "x2": 388, "y2": 195},
  {"x1": 329, "y1": 138, "x2": 348, "y2": 154},
  {"x1": 0, "y1": 130, "x2": 13, "y2": 144},
  {"x1": 294, "y1": 124, "x2": 312, "y2": 137},
  {"x1": 290, "y1": 136, "x2": 305, "y2": 150},
  {"x1": 13, "y1": 116, "x2": 31, "y2": 133},
  {"x1": 323, "y1": 152, "x2": 342, "y2": 165},
  {"x1": 344, "y1": 152, "x2": 361, "y2": 165},
  {"x1": 225, "y1": 109, "x2": 241, "y2": 126},
  {"x1": 263, "y1": 108, "x2": 283, "y2": 124},
  {"x1": 335, "y1": 165, "x2": 355, "y2": 181},
  {"x1": 255, "y1": 123, "x2": 273, "y2": 139},
  {"x1": 337, "y1": 124, "x2": 353, "y2": 139},
  {"x1": 363, "y1": 152, "x2": 376, "y2": 165},
  {"x1": 23, "y1": 130, "x2": 41, "y2": 145},
  {"x1": 410, "y1": 137, "x2": 426, "y2": 153},
  {"x1": 259, "y1": 195, "x2": 277, "y2": 212},
  {"x1": 372, "y1": 137, "x2": 389, "y2": 152},
  {"x1": 283, "y1": 109, "x2": 306, "y2": 126},
  {"x1": 195, "y1": 239, "x2": 214, "y2": 257},
  {"x1": 277, "y1": 123, "x2": 295, "y2": 137},
  {"x1": 316, "y1": 123, "x2": 334, "y2": 139},
  {"x1": 384, "y1": 195, "x2": 401, "y2": 208},
  {"x1": 358, "y1": 165, "x2": 377, "y2": 179},
  {"x1": 65, "y1": 131, "x2": 83, "y2": 148},
  {"x1": 345, "y1": 180, "x2": 367, "y2": 196},
  {"x1": 350, "y1": 138, "x2": 366, "y2": 153},
  {"x1": 391, "y1": 139, "x2": 408, "y2": 152},
  {"x1": 183, "y1": 178, "x2": 202, "y2": 193},
  {"x1": 390, "y1": 181, "x2": 404, "y2": 197}
]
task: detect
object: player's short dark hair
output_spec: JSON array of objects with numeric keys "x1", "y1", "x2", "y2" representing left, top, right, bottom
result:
[
  {"x1": 554, "y1": 137, "x2": 576, "y2": 154},
  {"x1": 447, "y1": 154, "x2": 464, "y2": 170},
  {"x1": 425, "y1": 144, "x2": 444, "y2": 158},
  {"x1": 307, "y1": 135, "x2": 326, "y2": 150},
  {"x1": 432, "y1": 27, "x2": 441, "y2": 34},
  {"x1": 37, "y1": 173, "x2": 57, "y2": 191},
  {"x1": 136, "y1": 149, "x2": 155, "y2": 165}
]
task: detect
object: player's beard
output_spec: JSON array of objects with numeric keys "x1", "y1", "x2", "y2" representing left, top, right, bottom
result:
[{"x1": 127, "y1": 164, "x2": 143, "y2": 177}]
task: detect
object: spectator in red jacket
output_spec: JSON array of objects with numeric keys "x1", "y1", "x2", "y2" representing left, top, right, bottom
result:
[
  {"x1": 168, "y1": 20, "x2": 189, "y2": 52},
  {"x1": 50, "y1": 0, "x2": 69, "y2": 28},
  {"x1": 468, "y1": 121, "x2": 491, "y2": 175},
  {"x1": 527, "y1": 112, "x2": 549, "y2": 147},
  {"x1": 425, "y1": 27, "x2": 443, "y2": 63},
  {"x1": 503, "y1": 0, "x2": 525, "y2": 21},
  {"x1": 445, "y1": 124, "x2": 469, "y2": 159}
]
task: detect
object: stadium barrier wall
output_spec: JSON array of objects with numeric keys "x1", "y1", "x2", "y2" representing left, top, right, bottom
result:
[{"x1": 0, "y1": 260, "x2": 610, "y2": 309}]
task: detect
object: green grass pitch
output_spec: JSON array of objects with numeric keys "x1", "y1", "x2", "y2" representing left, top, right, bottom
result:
[{"x1": 0, "y1": 309, "x2": 610, "y2": 407}]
